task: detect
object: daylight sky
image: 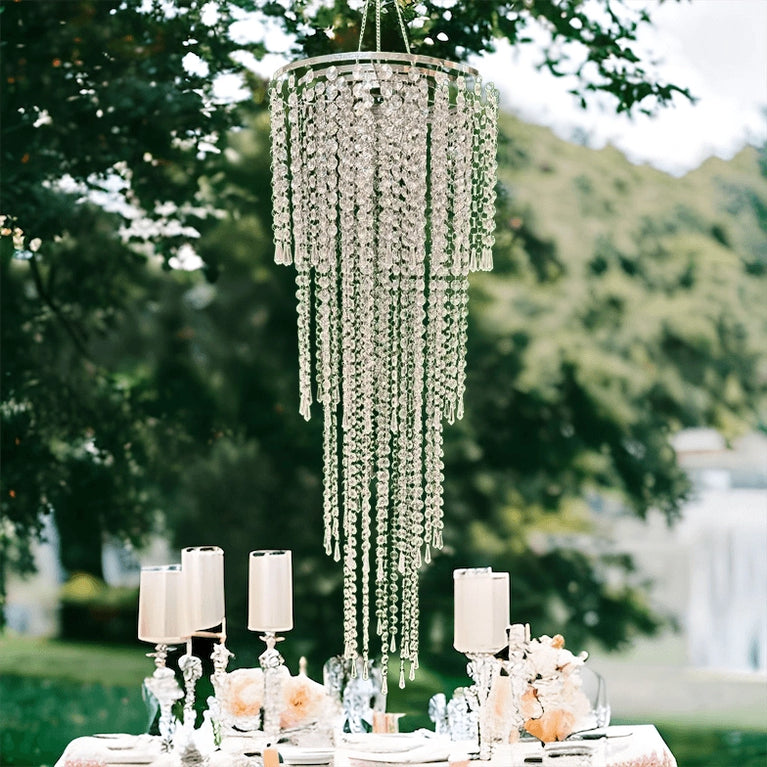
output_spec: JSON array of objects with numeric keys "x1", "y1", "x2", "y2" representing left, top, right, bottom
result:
[
  {"x1": 472, "y1": 0, "x2": 767, "y2": 176},
  {"x1": 231, "y1": 0, "x2": 766, "y2": 177}
]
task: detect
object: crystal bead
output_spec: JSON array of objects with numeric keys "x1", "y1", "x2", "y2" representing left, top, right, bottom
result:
[{"x1": 269, "y1": 55, "x2": 497, "y2": 682}]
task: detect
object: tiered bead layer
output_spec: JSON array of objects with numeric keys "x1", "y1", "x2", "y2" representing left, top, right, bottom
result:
[{"x1": 270, "y1": 52, "x2": 497, "y2": 688}]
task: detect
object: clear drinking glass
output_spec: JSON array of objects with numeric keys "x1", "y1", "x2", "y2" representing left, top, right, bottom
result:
[{"x1": 579, "y1": 667, "x2": 611, "y2": 730}]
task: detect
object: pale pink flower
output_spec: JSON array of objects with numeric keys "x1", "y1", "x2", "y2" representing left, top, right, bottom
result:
[
  {"x1": 222, "y1": 668, "x2": 265, "y2": 720},
  {"x1": 279, "y1": 673, "x2": 328, "y2": 729}
]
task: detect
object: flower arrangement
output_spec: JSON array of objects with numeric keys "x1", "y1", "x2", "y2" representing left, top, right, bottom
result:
[
  {"x1": 509, "y1": 632, "x2": 590, "y2": 743},
  {"x1": 217, "y1": 665, "x2": 331, "y2": 733}
]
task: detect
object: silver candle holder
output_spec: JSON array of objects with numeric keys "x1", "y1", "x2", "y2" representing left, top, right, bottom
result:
[
  {"x1": 138, "y1": 564, "x2": 191, "y2": 752},
  {"x1": 178, "y1": 545, "x2": 228, "y2": 739},
  {"x1": 259, "y1": 631, "x2": 287, "y2": 739},
  {"x1": 144, "y1": 644, "x2": 184, "y2": 752},
  {"x1": 453, "y1": 568, "x2": 510, "y2": 761},
  {"x1": 248, "y1": 550, "x2": 294, "y2": 740},
  {"x1": 465, "y1": 651, "x2": 502, "y2": 761}
]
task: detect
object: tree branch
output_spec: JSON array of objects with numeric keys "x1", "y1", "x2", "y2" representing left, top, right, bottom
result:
[{"x1": 28, "y1": 253, "x2": 94, "y2": 361}]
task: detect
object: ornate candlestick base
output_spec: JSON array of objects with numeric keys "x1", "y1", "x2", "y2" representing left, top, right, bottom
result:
[
  {"x1": 208, "y1": 638, "x2": 234, "y2": 745},
  {"x1": 465, "y1": 651, "x2": 501, "y2": 761},
  {"x1": 179, "y1": 640, "x2": 203, "y2": 732},
  {"x1": 145, "y1": 644, "x2": 184, "y2": 752},
  {"x1": 259, "y1": 632, "x2": 286, "y2": 740}
]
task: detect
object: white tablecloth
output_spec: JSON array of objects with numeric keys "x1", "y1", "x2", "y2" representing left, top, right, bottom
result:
[
  {"x1": 55, "y1": 726, "x2": 676, "y2": 767},
  {"x1": 490, "y1": 726, "x2": 677, "y2": 767}
]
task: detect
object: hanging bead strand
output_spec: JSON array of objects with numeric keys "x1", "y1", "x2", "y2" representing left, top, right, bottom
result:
[{"x1": 269, "y1": 52, "x2": 497, "y2": 685}]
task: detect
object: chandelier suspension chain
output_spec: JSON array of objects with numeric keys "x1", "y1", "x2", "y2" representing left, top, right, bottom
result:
[{"x1": 358, "y1": 0, "x2": 411, "y2": 54}]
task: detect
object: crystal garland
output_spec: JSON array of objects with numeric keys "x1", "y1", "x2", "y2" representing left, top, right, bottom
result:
[{"x1": 270, "y1": 51, "x2": 497, "y2": 689}]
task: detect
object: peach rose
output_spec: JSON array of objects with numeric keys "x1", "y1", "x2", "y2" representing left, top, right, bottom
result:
[
  {"x1": 520, "y1": 685, "x2": 543, "y2": 720},
  {"x1": 524, "y1": 709, "x2": 576, "y2": 743},
  {"x1": 279, "y1": 673, "x2": 328, "y2": 729},
  {"x1": 223, "y1": 668, "x2": 265, "y2": 720}
]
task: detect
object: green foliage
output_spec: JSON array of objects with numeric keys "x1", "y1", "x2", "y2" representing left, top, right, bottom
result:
[
  {"x1": 258, "y1": 0, "x2": 692, "y2": 115},
  {"x1": 0, "y1": 0, "x2": 262, "y2": 612},
  {"x1": 1, "y1": 0, "x2": 256, "y2": 252},
  {"x1": 1, "y1": 0, "x2": 764, "y2": 670},
  {"x1": 58, "y1": 573, "x2": 140, "y2": 643}
]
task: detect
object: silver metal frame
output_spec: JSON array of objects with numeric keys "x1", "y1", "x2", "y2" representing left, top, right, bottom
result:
[{"x1": 272, "y1": 50, "x2": 480, "y2": 82}]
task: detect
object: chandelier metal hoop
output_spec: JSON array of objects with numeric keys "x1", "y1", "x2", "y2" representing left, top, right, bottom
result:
[{"x1": 271, "y1": 51, "x2": 481, "y2": 84}]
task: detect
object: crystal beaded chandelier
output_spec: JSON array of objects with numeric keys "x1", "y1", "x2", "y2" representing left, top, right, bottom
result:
[{"x1": 269, "y1": 0, "x2": 497, "y2": 689}]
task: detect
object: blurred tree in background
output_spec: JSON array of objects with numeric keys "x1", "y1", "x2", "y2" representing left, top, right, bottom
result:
[
  {"x1": 1, "y1": 0, "x2": 260, "y2": 603},
  {"x1": 2, "y1": 0, "x2": 766, "y2": 675}
]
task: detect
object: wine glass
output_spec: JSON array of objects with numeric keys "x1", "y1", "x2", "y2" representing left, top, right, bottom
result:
[{"x1": 580, "y1": 667, "x2": 611, "y2": 730}]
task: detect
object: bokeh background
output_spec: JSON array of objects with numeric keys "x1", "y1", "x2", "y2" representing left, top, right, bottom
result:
[{"x1": 1, "y1": 1, "x2": 765, "y2": 765}]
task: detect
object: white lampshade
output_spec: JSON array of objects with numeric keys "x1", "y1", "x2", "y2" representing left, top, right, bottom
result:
[
  {"x1": 248, "y1": 549, "x2": 293, "y2": 632},
  {"x1": 453, "y1": 567, "x2": 510, "y2": 653},
  {"x1": 182, "y1": 545, "x2": 225, "y2": 631},
  {"x1": 138, "y1": 564, "x2": 192, "y2": 644}
]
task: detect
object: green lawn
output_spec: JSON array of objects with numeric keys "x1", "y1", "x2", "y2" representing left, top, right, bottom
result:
[
  {"x1": 0, "y1": 636, "x2": 150, "y2": 765},
  {"x1": 1, "y1": 636, "x2": 765, "y2": 767}
]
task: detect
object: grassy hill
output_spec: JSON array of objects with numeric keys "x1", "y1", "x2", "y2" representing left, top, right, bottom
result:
[
  {"x1": 470, "y1": 112, "x2": 766, "y2": 446},
  {"x1": 495, "y1": 111, "x2": 765, "y2": 268}
]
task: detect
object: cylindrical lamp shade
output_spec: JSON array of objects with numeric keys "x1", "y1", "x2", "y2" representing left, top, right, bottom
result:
[
  {"x1": 138, "y1": 565, "x2": 191, "y2": 644},
  {"x1": 248, "y1": 550, "x2": 293, "y2": 632},
  {"x1": 182, "y1": 546, "x2": 225, "y2": 631},
  {"x1": 453, "y1": 568, "x2": 510, "y2": 653}
]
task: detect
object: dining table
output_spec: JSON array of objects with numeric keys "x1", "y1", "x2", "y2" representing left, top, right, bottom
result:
[{"x1": 55, "y1": 725, "x2": 676, "y2": 767}]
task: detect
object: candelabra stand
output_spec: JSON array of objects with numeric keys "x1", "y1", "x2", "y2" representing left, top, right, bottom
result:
[
  {"x1": 259, "y1": 632, "x2": 286, "y2": 740},
  {"x1": 178, "y1": 640, "x2": 203, "y2": 731},
  {"x1": 144, "y1": 644, "x2": 184, "y2": 752},
  {"x1": 465, "y1": 652, "x2": 501, "y2": 761},
  {"x1": 506, "y1": 627, "x2": 530, "y2": 725},
  {"x1": 207, "y1": 622, "x2": 234, "y2": 744}
]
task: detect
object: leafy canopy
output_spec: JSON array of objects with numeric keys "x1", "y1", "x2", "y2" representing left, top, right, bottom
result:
[{"x1": 3, "y1": 0, "x2": 761, "y2": 665}]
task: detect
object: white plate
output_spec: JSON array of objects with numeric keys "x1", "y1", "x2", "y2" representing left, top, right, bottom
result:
[{"x1": 278, "y1": 746, "x2": 335, "y2": 765}]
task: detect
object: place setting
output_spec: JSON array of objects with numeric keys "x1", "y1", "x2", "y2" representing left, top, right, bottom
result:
[{"x1": 55, "y1": 549, "x2": 676, "y2": 767}]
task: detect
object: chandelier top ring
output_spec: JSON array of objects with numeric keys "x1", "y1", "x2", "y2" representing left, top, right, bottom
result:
[{"x1": 272, "y1": 51, "x2": 481, "y2": 83}]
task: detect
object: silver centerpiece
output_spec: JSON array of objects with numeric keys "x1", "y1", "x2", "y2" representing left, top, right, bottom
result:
[
  {"x1": 465, "y1": 652, "x2": 502, "y2": 760},
  {"x1": 259, "y1": 632, "x2": 287, "y2": 740},
  {"x1": 144, "y1": 644, "x2": 184, "y2": 752},
  {"x1": 446, "y1": 687, "x2": 478, "y2": 743},
  {"x1": 324, "y1": 654, "x2": 386, "y2": 733},
  {"x1": 428, "y1": 692, "x2": 450, "y2": 736},
  {"x1": 270, "y1": 0, "x2": 497, "y2": 686}
]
